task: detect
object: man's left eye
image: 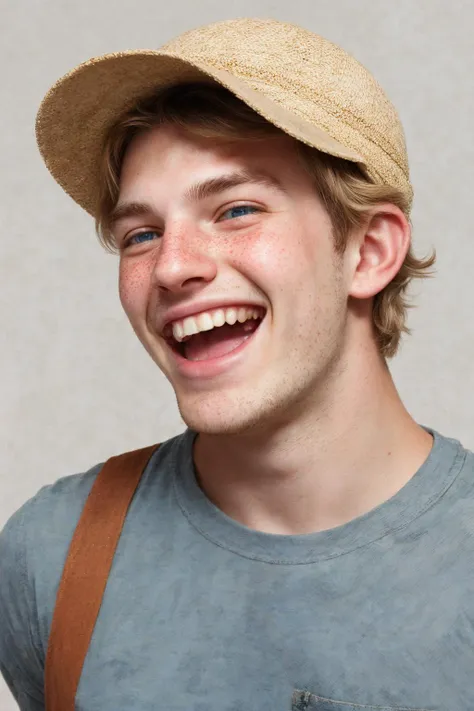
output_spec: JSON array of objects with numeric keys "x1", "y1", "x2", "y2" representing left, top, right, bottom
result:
[{"x1": 219, "y1": 205, "x2": 260, "y2": 221}]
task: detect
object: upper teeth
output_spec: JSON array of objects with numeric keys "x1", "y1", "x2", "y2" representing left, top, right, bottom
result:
[{"x1": 170, "y1": 306, "x2": 263, "y2": 343}]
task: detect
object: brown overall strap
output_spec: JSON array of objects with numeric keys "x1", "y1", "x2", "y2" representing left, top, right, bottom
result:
[{"x1": 44, "y1": 443, "x2": 160, "y2": 711}]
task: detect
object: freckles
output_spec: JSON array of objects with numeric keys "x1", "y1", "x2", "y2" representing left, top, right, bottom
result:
[
  {"x1": 118, "y1": 259, "x2": 151, "y2": 306},
  {"x1": 230, "y1": 226, "x2": 291, "y2": 270}
]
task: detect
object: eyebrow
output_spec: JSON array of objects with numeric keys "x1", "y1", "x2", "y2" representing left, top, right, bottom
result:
[{"x1": 107, "y1": 169, "x2": 286, "y2": 231}]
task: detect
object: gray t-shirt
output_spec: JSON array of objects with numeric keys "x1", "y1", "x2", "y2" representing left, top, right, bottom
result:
[{"x1": 1, "y1": 426, "x2": 474, "y2": 710}]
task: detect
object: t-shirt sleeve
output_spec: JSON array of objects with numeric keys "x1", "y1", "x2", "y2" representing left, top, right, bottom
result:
[{"x1": 0, "y1": 505, "x2": 45, "y2": 710}]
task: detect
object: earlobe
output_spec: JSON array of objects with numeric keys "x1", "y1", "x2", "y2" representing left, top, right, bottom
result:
[{"x1": 348, "y1": 205, "x2": 410, "y2": 300}]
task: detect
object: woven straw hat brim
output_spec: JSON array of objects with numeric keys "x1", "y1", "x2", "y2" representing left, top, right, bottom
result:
[{"x1": 36, "y1": 50, "x2": 369, "y2": 218}]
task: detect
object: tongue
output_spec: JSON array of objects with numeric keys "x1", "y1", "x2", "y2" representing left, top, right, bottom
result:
[{"x1": 184, "y1": 321, "x2": 259, "y2": 361}]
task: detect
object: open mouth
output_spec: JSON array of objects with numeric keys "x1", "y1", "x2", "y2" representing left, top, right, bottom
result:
[{"x1": 164, "y1": 306, "x2": 266, "y2": 363}]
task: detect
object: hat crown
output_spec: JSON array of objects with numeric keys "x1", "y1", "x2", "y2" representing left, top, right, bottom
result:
[
  {"x1": 162, "y1": 18, "x2": 408, "y2": 180},
  {"x1": 35, "y1": 17, "x2": 413, "y2": 217}
]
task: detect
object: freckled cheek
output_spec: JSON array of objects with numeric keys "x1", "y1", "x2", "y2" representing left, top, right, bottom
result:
[
  {"x1": 118, "y1": 260, "x2": 152, "y2": 315},
  {"x1": 226, "y1": 225, "x2": 294, "y2": 277}
]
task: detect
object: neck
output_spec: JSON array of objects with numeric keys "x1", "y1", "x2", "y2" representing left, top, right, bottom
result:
[{"x1": 192, "y1": 341, "x2": 433, "y2": 535}]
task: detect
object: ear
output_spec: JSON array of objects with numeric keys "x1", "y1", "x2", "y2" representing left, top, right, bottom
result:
[{"x1": 347, "y1": 204, "x2": 411, "y2": 300}]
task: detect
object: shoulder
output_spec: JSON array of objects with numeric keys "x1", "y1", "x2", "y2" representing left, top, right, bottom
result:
[
  {"x1": 1, "y1": 456, "x2": 102, "y2": 541},
  {"x1": 450, "y1": 437, "x2": 474, "y2": 515},
  {"x1": 0, "y1": 459, "x2": 105, "y2": 620},
  {"x1": 424, "y1": 430, "x2": 474, "y2": 568},
  {"x1": 0, "y1": 431, "x2": 187, "y2": 702},
  {"x1": 0, "y1": 461, "x2": 104, "y2": 704},
  {"x1": 0, "y1": 432, "x2": 185, "y2": 616},
  {"x1": 438, "y1": 428, "x2": 474, "y2": 495},
  {"x1": 1, "y1": 460, "x2": 104, "y2": 563}
]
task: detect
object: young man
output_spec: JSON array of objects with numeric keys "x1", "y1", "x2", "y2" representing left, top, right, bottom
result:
[{"x1": 1, "y1": 16, "x2": 473, "y2": 711}]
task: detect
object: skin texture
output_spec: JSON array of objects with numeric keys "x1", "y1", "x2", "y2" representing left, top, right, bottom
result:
[{"x1": 114, "y1": 125, "x2": 433, "y2": 535}]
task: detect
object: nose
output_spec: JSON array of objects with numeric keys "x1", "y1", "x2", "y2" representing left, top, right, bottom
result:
[{"x1": 151, "y1": 221, "x2": 218, "y2": 294}]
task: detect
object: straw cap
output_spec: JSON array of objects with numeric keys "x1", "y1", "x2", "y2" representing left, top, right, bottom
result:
[{"x1": 35, "y1": 18, "x2": 413, "y2": 217}]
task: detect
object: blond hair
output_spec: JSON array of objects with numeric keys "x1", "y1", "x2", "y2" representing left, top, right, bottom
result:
[{"x1": 95, "y1": 82, "x2": 436, "y2": 359}]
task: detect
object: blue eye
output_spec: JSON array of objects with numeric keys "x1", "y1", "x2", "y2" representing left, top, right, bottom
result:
[
  {"x1": 124, "y1": 231, "x2": 159, "y2": 247},
  {"x1": 220, "y1": 205, "x2": 259, "y2": 221}
]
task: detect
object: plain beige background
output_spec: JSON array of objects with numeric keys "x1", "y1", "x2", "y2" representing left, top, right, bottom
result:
[{"x1": 1, "y1": 0, "x2": 473, "y2": 707}]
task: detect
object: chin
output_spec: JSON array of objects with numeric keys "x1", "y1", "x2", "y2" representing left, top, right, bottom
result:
[
  {"x1": 175, "y1": 389, "x2": 291, "y2": 438},
  {"x1": 177, "y1": 403, "x2": 256, "y2": 436}
]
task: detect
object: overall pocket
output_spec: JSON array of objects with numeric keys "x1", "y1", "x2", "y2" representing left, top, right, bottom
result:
[{"x1": 292, "y1": 689, "x2": 434, "y2": 711}]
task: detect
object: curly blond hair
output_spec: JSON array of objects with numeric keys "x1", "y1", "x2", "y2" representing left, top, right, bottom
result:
[{"x1": 95, "y1": 82, "x2": 436, "y2": 359}]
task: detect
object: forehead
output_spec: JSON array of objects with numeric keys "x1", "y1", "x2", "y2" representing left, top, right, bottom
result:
[
  {"x1": 107, "y1": 125, "x2": 329, "y2": 235},
  {"x1": 120, "y1": 124, "x2": 299, "y2": 183},
  {"x1": 109, "y1": 126, "x2": 319, "y2": 233}
]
